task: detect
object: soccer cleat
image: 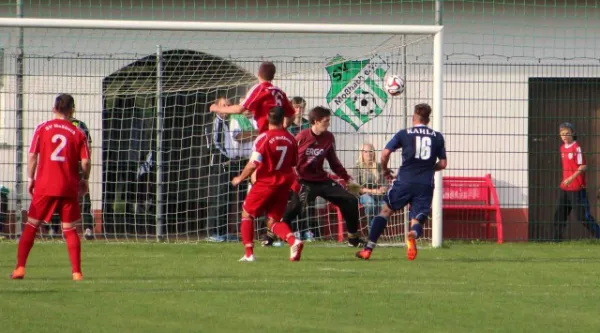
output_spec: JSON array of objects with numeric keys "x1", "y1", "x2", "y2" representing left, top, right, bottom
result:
[
  {"x1": 72, "y1": 272, "x2": 83, "y2": 281},
  {"x1": 355, "y1": 249, "x2": 372, "y2": 260},
  {"x1": 10, "y1": 267, "x2": 25, "y2": 280},
  {"x1": 289, "y1": 239, "x2": 304, "y2": 261},
  {"x1": 346, "y1": 237, "x2": 367, "y2": 248},
  {"x1": 406, "y1": 233, "x2": 418, "y2": 261},
  {"x1": 260, "y1": 235, "x2": 274, "y2": 247},
  {"x1": 238, "y1": 254, "x2": 256, "y2": 262},
  {"x1": 84, "y1": 228, "x2": 94, "y2": 240}
]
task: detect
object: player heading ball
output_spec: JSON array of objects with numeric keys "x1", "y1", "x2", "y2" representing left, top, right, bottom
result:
[{"x1": 210, "y1": 61, "x2": 295, "y2": 134}]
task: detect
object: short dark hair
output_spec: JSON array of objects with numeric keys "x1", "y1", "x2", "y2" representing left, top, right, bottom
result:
[
  {"x1": 414, "y1": 103, "x2": 432, "y2": 124},
  {"x1": 268, "y1": 106, "x2": 285, "y2": 126},
  {"x1": 291, "y1": 96, "x2": 306, "y2": 107},
  {"x1": 308, "y1": 106, "x2": 332, "y2": 124},
  {"x1": 258, "y1": 62, "x2": 276, "y2": 81},
  {"x1": 54, "y1": 94, "x2": 75, "y2": 115}
]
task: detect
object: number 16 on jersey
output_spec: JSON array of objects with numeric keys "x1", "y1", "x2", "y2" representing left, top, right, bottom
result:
[{"x1": 415, "y1": 136, "x2": 432, "y2": 160}]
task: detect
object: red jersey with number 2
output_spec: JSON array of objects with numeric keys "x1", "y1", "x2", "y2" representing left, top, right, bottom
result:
[
  {"x1": 560, "y1": 141, "x2": 586, "y2": 191},
  {"x1": 242, "y1": 82, "x2": 295, "y2": 134},
  {"x1": 251, "y1": 129, "x2": 297, "y2": 187},
  {"x1": 29, "y1": 119, "x2": 90, "y2": 198}
]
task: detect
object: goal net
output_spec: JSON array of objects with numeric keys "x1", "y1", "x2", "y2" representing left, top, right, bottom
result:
[{"x1": 0, "y1": 19, "x2": 443, "y2": 245}]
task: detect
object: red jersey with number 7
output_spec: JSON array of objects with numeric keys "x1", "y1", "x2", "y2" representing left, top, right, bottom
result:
[
  {"x1": 251, "y1": 129, "x2": 297, "y2": 187},
  {"x1": 560, "y1": 141, "x2": 586, "y2": 191},
  {"x1": 29, "y1": 119, "x2": 90, "y2": 198},
  {"x1": 242, "y1": 82, "x2": 295, "y2": 134}
]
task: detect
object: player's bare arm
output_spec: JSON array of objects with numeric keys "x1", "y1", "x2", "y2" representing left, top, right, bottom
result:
[
  {"x1": 380, "y1": 148, "x2": 394, "y2": 181},
  {"x1": 232, "y1": 160, "x2": 257, "y2": 186},
  {"x1": 27, "y1": 152, "x2": 38, "y2": 196},
  {"x1": 235, "y1": 130, "x2": 258, "y2": 142},
  {"x1": 435, "y1": 159, "x2": 448, "y2": 171},
  {"x1": 563, "y1": 164, "x2": 587, "y2": 186},
  {"x1": 210, "y1": 103, "x2": 245, "y2": 114}
]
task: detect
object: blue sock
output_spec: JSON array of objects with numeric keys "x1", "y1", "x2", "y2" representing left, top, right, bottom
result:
[
  {"x1": 366, "y1": 215, "x2": 388, "y2": 249},
  {"x1": 411, "y1": 223, "x2": 423, "y2": 239}
]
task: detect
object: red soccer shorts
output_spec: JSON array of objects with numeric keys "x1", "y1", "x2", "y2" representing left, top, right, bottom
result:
[
  {"x1": 28, "y1": 195, "x2": 81, "y2": 223},
  {"x1": 243, "y1": 184, "x2": 290, "y2": 221}
]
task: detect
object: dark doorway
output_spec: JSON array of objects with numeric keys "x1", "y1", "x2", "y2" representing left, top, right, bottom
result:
[
  {"x1": 101, "y1": 50, "x2": 254, "y2": 238},
  {"x1": 528, "y1": 77, "x2": 600, "y2": 241}
]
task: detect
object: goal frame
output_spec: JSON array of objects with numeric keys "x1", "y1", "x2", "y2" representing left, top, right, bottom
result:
[{"x1": 0, "y1": 18, "x2": 445, "y2": 248}]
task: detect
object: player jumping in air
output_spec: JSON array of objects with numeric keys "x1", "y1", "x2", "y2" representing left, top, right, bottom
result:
[
  {"x1": 10, "y1": 94, "x2": 91, "y2": 280},
  {"x1": 356, "y1": 103, "x2": 447, "y2": 261},
  {"x1": 231, "y1": 106, "x2": 303, "y2": 262},
  {"x1": 209, "y1": 61, "x2": 295, "y2": 133},
  {"x1": 281, "y1": 106, "x2": 366, "y2": 247}
]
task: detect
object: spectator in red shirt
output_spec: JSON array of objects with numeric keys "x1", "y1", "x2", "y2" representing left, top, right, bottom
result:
[{"x1": 553, "y1": 122, "x2": 600, "y2": 241}]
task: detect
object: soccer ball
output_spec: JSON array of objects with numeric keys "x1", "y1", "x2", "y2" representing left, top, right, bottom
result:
[
  {"x1": 385, "y1": 75, "x2": 405, "y2": 96},
  {"x1": 354, "y1": 91, "x2": 377, "y2": 115}
]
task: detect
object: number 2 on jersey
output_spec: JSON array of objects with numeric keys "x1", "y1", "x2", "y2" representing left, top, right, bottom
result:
[
  {"x1": 50, "y1": 134, "x2": 67, "y2": 162},
  {"x1": 275, "y1": 145, "x2": 288, "y2": 170},
  {"x1": 415, "y1": 136, "x2": 432, "y2": 160}
]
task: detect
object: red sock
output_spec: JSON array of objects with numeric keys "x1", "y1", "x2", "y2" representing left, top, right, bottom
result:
[
  {"x1": 272, "y1": 222, "x2": 296, "y2": 246},
  {"x1": 63, "y1": 227, "x2": 81, "y2": 274},
  {"x1": 16, "y1": 223, "x2": 38, "y2": 268},
  {"x1": 240, "y1": 218, "x2": 254, "y2": 257}
]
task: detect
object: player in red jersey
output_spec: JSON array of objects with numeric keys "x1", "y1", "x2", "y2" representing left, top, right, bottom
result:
[
  {"x1": 10, "y1": 94, "x2": 91, "y2": 280},
  {"x1": 553, "y1": 122, "x2": 600, "y2": 240},
  {"x1": 209, "y1": 62, "x2": 295, "y2": 133},
  {"x1": 231, "y1": 106, "x2": 303, "y2": 262}
]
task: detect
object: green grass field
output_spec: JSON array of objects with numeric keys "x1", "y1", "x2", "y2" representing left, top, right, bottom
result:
[{"x1": 1, "y1": 241, "x2": 599, "y2": 333}]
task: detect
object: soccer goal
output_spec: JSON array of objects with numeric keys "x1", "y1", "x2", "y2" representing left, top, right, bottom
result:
[{"x1": 0, "y1": 18, "x2": 444, "y2": 247}]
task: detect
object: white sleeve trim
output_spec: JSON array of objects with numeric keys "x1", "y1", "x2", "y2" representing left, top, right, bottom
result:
[
  {"x1": 251, "y1": 151, "x2": 263, "y2": 163},
  {"x1": 242, "y1": 84, "x2": 260, "y2": 109},
  {"x1": 576, "y1": 146, "x2": 583, "y2": 165},
  {"x1": 252, "y1": 133, "x2": 267, "y2": 151}
]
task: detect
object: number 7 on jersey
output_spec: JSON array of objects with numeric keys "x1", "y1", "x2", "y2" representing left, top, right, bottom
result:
[{"x1": 275, "y1": 146, "x2": 287, "y2": 170}]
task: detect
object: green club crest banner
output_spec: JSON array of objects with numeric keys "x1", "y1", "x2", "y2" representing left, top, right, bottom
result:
[{"x1": 325, "y1": 55, "x2": 390, "y2": 130}]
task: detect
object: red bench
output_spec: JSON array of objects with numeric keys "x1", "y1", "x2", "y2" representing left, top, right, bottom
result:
[
  {"x1": 443, "y1": 174, "x2": 503, "y2": 244},
  {"x1": 322, "y1": 173, "x2": 504, "y2": 244}
]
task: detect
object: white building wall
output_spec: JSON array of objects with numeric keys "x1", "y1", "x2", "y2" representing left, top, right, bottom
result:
[{"x1": 0, "y1": 1, "x2": 598, "y2": 212}]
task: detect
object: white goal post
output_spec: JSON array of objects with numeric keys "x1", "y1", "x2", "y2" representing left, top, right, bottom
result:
[{"x1": 0, "y1": 18, "x2": 444, "y2": 247}]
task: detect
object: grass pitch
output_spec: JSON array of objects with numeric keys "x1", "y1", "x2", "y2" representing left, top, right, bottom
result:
[{"x1": 1, "y1": 241, "x2": 599, "y2": 333}]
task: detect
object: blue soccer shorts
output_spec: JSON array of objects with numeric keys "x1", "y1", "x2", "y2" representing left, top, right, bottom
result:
[{"x1": 383, "y1": 181, "x2": 433, "y2": 223}]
